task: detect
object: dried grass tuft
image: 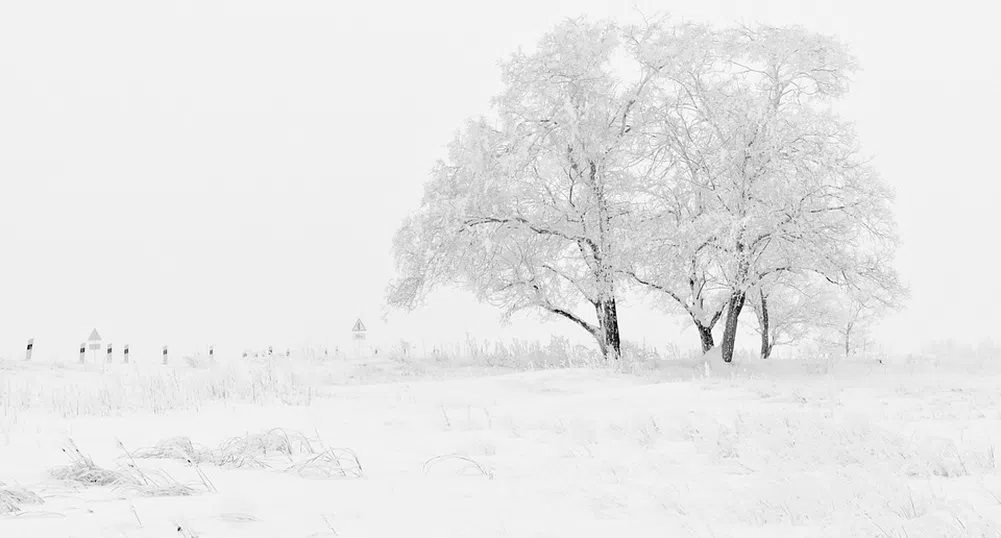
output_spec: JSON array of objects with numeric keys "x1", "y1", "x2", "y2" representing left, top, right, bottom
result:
[
  {"x1": 0, "y1": 481, "x2": 44, "y2": 515},
  {"x1": 285, "y1": 448, "x2": 363, "y2": 479},
  {"x1": 131, "y1": 428, "x2": 364, "y2": 479},
  {"x1": 129, "y1": 436, "x2": 213, "y2": 464},
  {"x1": 48, "y1": 439, "x2": 206, "y2": 497},
  {"x1": 215, "y1": 428, "x2": 315, "y2": 468}
]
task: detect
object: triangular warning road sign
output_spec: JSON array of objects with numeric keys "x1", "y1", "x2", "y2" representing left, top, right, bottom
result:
[
  {"x1": 88, "y1": 329, "x2": 102, "y2": 342},
  {"x1": 352, "y1": 319, "x2": 367, "y2": 332}
]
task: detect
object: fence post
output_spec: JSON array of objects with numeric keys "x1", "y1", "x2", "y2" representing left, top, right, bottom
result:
[{"x1": 25, "y1": 338, "x2": 33, "y2": 361}]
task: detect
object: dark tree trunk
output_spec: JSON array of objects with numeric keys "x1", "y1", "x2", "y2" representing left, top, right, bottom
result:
[
  {"x1": 757, "y1": 292, "x2": 772, "y2": 359},
  {"x1": 721, "y1": 291, "x2": 746, "y2": 363},
  {"x1": 697, "y1": 323, "x2": 715, "y2": 354},
  {"x1": 602, "y1": 298, "x2": 621, "y2": 360},
  {"x1": 593, "y1": 299, "x2": 621, "y2": 360}
]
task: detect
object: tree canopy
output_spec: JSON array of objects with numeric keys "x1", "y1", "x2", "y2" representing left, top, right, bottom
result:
[{"x1": 388, "y1": 16, "x2": 905, "y2": 362}]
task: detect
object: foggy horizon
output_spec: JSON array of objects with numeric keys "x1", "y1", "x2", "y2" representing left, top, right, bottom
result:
[{"x1": 2, "y1": 0, "x2": 998, "y2": 360}]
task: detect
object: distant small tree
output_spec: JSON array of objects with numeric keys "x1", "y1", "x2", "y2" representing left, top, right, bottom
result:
[{"x1": 747, "y1": 275, "x2": 838, "y2": 359}]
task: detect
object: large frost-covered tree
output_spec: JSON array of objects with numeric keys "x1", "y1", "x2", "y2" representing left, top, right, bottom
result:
[
  {"x1": 389, "y1": 17, "x2": 904, "y2": 363},
  {"x1": 633, "y1": 22, "x2": 904, "y2": 362},
  {"x1": 387, "y1": 19, "x2": 663, "y2": 360}
]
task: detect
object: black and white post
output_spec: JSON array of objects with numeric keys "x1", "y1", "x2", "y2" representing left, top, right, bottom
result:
[
  {"x1": 106, "y1": 343, "x2": 113, "y2": 363},
  {"x1": 209, "y1": 345, "x2": 214, "y2": 358},
  {"x1": 79, "y1": 343, "x2": 86, "y2": 364},
  {"x1": 25, "y1": 338, "x2": 34, "y2": 361},
  {"x1": 124, "y1": 344, "x2": 130, "y2": 364},
  {"x1": 162, "y1": 345, "x2": 168, "y2": 365}
]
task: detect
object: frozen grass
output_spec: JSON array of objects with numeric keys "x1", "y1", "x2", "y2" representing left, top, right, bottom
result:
[
  {"x1": 130, "y1": 428, "x2": 364, "y2": 479},
  {"x1": 1, "y1": 344, "x2": 1000, "y2": 536},
  {"x1": 0, "y1": 481, "x2": 43, "y2": 515},
  {"x1": 49, "y1": 439, "x2": 205, "y2": 497}
]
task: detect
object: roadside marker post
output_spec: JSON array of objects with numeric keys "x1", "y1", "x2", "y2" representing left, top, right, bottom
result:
[{"x1": 25, "y1": 338, "x2": 33, "y2": 361}]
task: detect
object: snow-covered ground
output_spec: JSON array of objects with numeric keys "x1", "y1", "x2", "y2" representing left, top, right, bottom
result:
[{"x1": 2, "y1": 352, "x2": 1000, "y2": 537}]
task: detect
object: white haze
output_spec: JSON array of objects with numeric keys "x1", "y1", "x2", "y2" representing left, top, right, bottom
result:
[{"x1": 1, "y1": 0, "x2": 998, "y2": 360}]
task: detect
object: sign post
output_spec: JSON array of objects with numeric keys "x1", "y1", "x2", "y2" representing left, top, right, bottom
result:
[
  {"x1": 87, "y1": 329, "x2": 102, "y2": 363},
  {"x1": 352, "y1": 318, "x2": 367, "y2": 357}
]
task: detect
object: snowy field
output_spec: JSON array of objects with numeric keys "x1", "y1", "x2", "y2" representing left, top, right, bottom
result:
[{"x1": 2, "y1": 351, "x2": 1000, "y2": 537}]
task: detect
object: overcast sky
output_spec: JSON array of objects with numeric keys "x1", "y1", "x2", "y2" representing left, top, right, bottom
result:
[{"x1": 1, "y1": 0, "x2": 998, "y2": 360}]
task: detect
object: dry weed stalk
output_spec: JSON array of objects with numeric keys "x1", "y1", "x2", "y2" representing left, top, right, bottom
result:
[{"x1": 422, "y1": 454, "x2": 494, "y2": 479}]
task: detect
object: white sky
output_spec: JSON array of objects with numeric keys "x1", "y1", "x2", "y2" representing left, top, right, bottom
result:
[{"x1": 1, "y1": 0, "x2": 998, "y2": 360}]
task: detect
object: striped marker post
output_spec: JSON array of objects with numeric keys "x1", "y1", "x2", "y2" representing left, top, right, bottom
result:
[
  {"x1": 106, "y1": 343, "x2": 113, "y2": 363},
  {"x1": 25, "y1": 338, "x2": 34, "y2": 361},
  {"x1": 209, "y1": 345, "x2": 214, "y2": 358},
  {"x1": 162, "y1": 345, "x2": 168, "y2": 365},
  {"x1": 79, "y1": 343, "x2": 86, "y2": 364},
  {"x1": 124, "y1": 344, "x2": 130, "y2": 364}
]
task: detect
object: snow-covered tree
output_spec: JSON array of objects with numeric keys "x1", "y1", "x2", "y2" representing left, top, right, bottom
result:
[
  {"x1": 635, "y1": 22, "x2": 904, "y2": 362},
  {"x1": 387, "y1": 19, "x2": 663, "y2": 360}
]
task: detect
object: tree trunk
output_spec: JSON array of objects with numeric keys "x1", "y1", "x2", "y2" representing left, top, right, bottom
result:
[
  {"x1": 844, "y1": 322, "x2": 853, "y2": 358},
  {"x1": 602, "y1": 298, "x2": 621, "y2": 360},
  {"x1": 696, "y1": 323, "x2": 715, "y2": 354},
  {"x1": 721, "y1": 291, "x2": 746, "y2": 363},
  {"x1": 757, "y1": 292, "x2": 772, "y2": 359},
  {"x1": 593, "y1": 299, "x2": 621, "y2": 360}
]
